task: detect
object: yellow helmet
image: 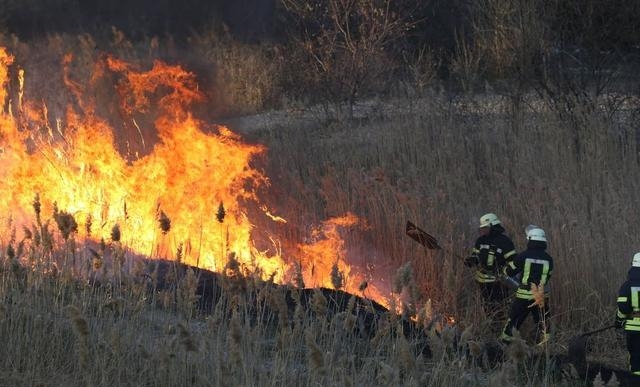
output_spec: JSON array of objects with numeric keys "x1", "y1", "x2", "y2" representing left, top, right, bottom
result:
[{"x1": 479, "y1": 213, "x2": 501, "y2": 228}]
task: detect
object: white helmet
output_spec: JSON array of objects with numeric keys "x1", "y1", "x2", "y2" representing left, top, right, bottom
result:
[
  {"x1": 632, "y1": 252, "x2": 640, "y2": 267},
  {"x1": 525, "y1": 224, "x2": 539, "y2": 235},
  {"x1": 479, "y1": 213, "x2": 501, "y2": 228},
  {"x1": 526, "y1": 227, "x2": 547, "y2": 242}
]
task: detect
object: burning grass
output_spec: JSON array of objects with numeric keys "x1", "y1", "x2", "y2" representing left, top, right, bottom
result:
[
  {"x1": 0, "y1": 228, "x2": 594, "y2": 387},
  {"x1": 0, "y1": 45, "x2": 393, "y2": 309},
  {"x1": 3, "y1": 236, "x2": 636, "y2": 386},
  {"x1": 0, "y1": 33, "x2": 637, "y2": 386}
]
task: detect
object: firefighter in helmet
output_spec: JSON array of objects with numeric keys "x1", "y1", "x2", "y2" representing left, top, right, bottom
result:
[
  {"x1": 615, "y1": 252, "x2": 640, "y2": 376},
  {"x1": 464, "y1": 213, "x2": 517, "y2": 309},
  {"x1": 500, "y1": 226, "x2": 553, "y2": 344}
]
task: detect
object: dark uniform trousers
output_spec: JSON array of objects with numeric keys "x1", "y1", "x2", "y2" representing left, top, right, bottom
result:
[
  {"x1": 501, "y1": 241, "x2": 553, "y2": 344},
  {"x1": 480, "y1": 281, "x2": 510, "y2": 305},
  {"x1": 626, "y1": 331, "x2": 640, "y2": 375},
  {"x1": 502, "y1": 297, "x2": 550, "y2": 342}
]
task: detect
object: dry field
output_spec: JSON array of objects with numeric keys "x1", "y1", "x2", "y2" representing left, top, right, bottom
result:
[{"x1": 0, "y1": 32, "x2": 638, "y2": 386}]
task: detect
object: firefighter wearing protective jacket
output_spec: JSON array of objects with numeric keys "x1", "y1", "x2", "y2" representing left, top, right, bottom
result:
[
  {"x1": 500, "y1": 226, "x2": 553, "y2": 345},
  {"x1": 615, "y1": 252, "x2": 640, "y2": 376},
  {"x1": 464, "y1": 213, "x2": 517, "y2": 306}
]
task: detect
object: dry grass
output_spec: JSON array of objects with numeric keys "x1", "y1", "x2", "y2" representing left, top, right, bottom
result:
[
  {"x1": 254, "y1": 89, "x2": 639, "y2": 381},
  {"x1": 259, "y1": 91, "x2": 639, "y2": 328},
  {"x1": 0, "y1": 242, "x2": 498, "y2": 387},
  {"x1": 0, "y1": 29, "x2": 636, "y2": 386},
  {"x1": 0, "y1": 165, "x2": 602, "y2": 386}
]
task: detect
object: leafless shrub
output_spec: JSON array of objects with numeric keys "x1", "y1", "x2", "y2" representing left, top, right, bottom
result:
[
  {"x1": 280, "y1": 0, "x2": 422, "y2": 119},
  {"x1": 190, "y1": 30, "x2": 284, "y2": 116}
]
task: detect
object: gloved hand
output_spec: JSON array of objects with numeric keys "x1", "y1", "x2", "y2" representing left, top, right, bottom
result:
[
  {"x1": 464, "y1": 256, "x2": 477, "y2": 267},
  {"x1": 615, "y1": 317, "x2": 625, "y2": 330}
]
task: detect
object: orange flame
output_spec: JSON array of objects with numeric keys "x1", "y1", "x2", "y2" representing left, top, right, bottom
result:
[{"x1": 0, "y1": 48, "x2": 392, "y2": 308}]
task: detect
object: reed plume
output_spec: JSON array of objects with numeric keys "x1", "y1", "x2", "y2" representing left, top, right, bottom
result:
[
  {"x1": 177, "y1": 322, "x2": 199, "y2": 352},
  {"x1": 158, "y1": 210, "x2": 171, "y2": 234},
  {"x1": 305, "y1": 329, "x2": 325, "y2": 374},
  {"x1": 293, "y1": 261, "x2": 305, "y2": 289},
  {"x1": 311, "y1": 288, "x2": 327, "y2": 317},
  {"x1": 330, "y1": 262, "x2": 344, "y2": 290}
]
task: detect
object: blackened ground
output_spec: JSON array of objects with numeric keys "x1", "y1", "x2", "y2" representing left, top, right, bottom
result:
[{"x1": 145, "y1": 259, "x2": 431, "y2": 356}]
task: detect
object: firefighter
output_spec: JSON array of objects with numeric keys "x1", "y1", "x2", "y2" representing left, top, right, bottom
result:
[
  {"x1": 464, "y1": 213, "x2": 517, "y2": 309},
  {"x1": 615, "y1": 252, "x2": 640, "y2": 376},
  {"x1": 500, "y1": 226, "x2": 553, "y2": 344}
]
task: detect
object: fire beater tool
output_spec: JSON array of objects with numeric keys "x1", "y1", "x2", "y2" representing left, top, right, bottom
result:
[
  {"x1": 405, "y1": 220, "x2": 443, "y2": 250},
  {"x1": 405, "y1": 221, "x2": 519, "y2": 289},
  {"x1": 567, "y1": 324, "x2": 617, "y2": 364}
]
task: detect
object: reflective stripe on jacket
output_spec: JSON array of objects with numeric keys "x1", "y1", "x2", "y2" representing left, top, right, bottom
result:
[
  {"x1": 617, "y1": 268, "x2": 640, "y2": 332},
  {"x1": 505, "y1": 240, "x2": 553, "y2": 300},
  {"x1": 470, "y1": 227, "x2": 516, "y2": 283}
]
